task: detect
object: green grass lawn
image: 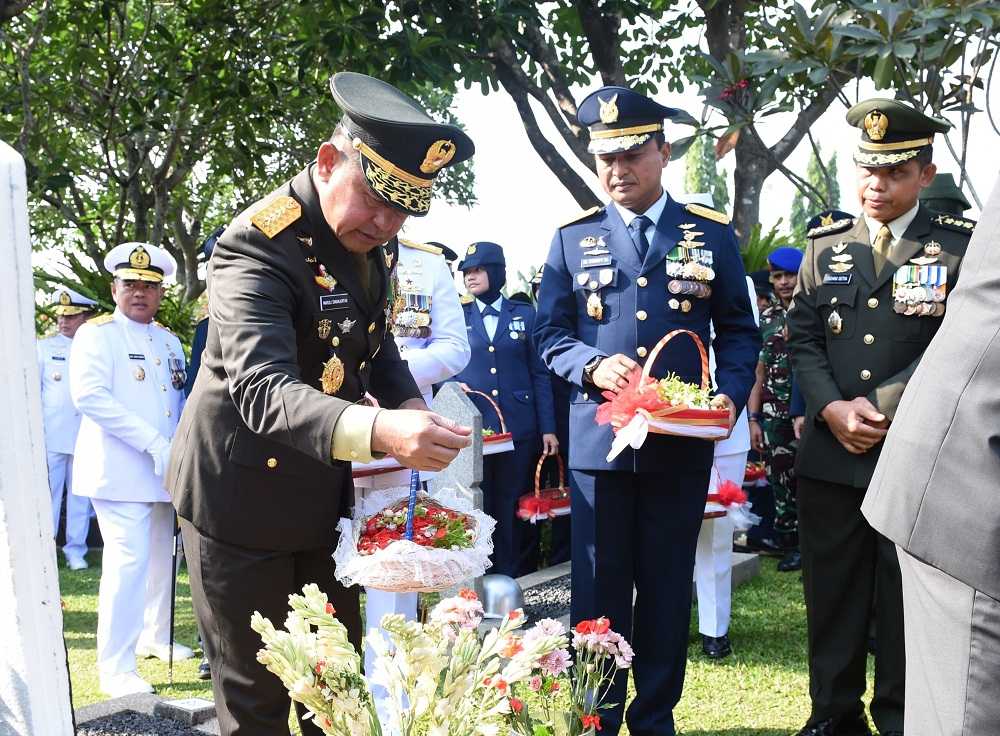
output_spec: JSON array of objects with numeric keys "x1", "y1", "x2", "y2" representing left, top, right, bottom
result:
[{"x1": 59, "y1": 553, "x2": 874, "y2": 735}]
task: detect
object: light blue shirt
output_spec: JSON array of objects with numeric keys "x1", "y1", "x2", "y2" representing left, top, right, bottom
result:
[
  {"x1": 477, "y1": 296, "x2": 504, "y2": 341},
  {"x1": 612, "y1": 188, "x2": 669, "y2": 244}
]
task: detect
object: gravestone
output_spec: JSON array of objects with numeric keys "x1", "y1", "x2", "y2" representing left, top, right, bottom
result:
[
  {"x1": 0, "y1": 142, "x2": 75, "y2": 734},
  {"x1": 429, "y1": 383, "x2": 483, "y2": 508}
]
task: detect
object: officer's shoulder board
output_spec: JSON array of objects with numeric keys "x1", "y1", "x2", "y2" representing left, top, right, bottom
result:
[
  {"x1": 250, "y1": 195, "x2": 302, "y2": 239},
  {"x1": 87, "y1": 313, "x2": 114, "y2": 326},
  {"x1": 685, "y1": 202, "x2": 730, "y2": 225},
  {"x1": 559, "y1": 205, "x2": 603, "y2": 229},
  {"x1": 153, "y1": 320, "x2": 176, "y2": 336},
  {"x1": 459, "y1": 293, "x2": 475, "y2": 305},
  {"x1": 398, "y1": 237, "x2": 443, "y2": 256},
  {"x1": 931, "y1": 212, "x2": 976, "y2": 235},
  {"x1": 807, "y1": 217, "x2": 854, "y2": 239}
]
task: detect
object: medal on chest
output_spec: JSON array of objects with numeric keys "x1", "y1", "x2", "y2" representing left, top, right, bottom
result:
[{"x1": 321, "y1": 355, "x2": 344, "y2": 395}]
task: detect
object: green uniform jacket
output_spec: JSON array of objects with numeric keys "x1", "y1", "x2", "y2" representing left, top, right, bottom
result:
[
  {"x1": 167, "y1": 165, "x2": 420, "y2": 551},
  {"x1": 787, "y1": 205, "x2": 974, "y2": 488}
]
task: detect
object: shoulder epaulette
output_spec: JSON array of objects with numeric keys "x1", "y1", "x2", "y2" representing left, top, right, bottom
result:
[
  {"x1": 931, "y1": 213, "x2": 976, "y2": 235},
  {"x1": 398, "y1": 237, "x2": 443, "y2": 256},
  {"x1": 87, "y1": 314, "x2": 114, "y2": 326},
  {"x1": 153, "y1": 320, "x2": 176, "y2": 336},
  {"x1": 685, "y1": 202, "x2": 730, "y2": 225},
  {"x1": 807, "y1": 217, "x2": 854, "y2": 238},
  {"x1": 250, "y1": 195, "x2": 301, "y2": 239},
  {"x1": 459, "y1": 293, "x2": 474, "y2": 305},
  {"x1": 559, "y1": 206, "x2": 602, "y2": 228}
]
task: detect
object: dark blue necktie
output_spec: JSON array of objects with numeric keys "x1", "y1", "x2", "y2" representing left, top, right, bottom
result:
[
  {"x1": 481, "y1": 304, "x2": 499, "y2": 317},
  {"x1": 629, "y1": 215, "x2": 652, "y2": 258}
]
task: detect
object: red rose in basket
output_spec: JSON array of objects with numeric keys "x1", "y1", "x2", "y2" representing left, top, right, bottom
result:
[
  {"x1": 595, "y1": 330, "x2": 731, "y2": 461},
  {"x1": 357, "y1": 498, "x2": 477, "y2": 556}
]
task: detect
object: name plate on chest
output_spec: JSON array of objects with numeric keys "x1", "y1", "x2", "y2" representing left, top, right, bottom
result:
[
  {"x1": 319, "y1": 292, "x2": 350, "y2": 311},
  {"x1": 822, "y1": 273, "x2": 853, "y2": 285}
]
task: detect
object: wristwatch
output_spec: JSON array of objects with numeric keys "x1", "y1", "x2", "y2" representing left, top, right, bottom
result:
[
  {"x1": 749, "y1": 411, "x2": 763, "y2": 422},
  {"x1": 583, "y1": 356, "x2": 604, "y2": 385}
]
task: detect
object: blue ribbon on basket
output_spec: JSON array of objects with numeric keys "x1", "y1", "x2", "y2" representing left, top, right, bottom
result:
[{"x1": 404, "y1": 469, "x2": 420, "y2": 541}]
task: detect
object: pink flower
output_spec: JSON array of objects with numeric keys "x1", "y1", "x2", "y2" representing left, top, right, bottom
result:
[
  {"x1": 430, "y1": 593, "x2": 485, "y2": 635},
  {"x1": 510, "y1": 697, "x2": 524, "y2": 714},
  {"x1": 529, "y1": 675, "x2": 543, "y2": 692},
  {"x1": 539, "y1": 648, "x2": 572, "y2": 677}
]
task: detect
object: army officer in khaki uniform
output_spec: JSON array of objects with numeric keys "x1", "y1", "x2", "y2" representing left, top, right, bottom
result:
[
  {"x1": 787, "y1": 99, "x2": 974, "y2": 736},
  {"x1": 167, "y1": 72, "x2": 474, "y2": 736}
]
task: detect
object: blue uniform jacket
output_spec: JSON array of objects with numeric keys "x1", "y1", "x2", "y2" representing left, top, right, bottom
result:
[
  {"x1": 534, "y1": 196, "x2": 760, "y2": 472},
  {"x1": 452, "y1": 297, "x2": 556, "y2": 443}
]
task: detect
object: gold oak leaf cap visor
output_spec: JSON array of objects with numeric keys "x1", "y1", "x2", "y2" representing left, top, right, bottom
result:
[
  {"x1": 847, "y1": 98, "x2": 951, "y2": 168},
  {"x1": 577, "y1": 85, "x2": 682, "y2": 155},
  {"x1": 103, "y1": 241, "x2": 177, "y2": 283},
  {"x1": 329, "y1": 71, "x2": 475, "y2": 217},
  {"x1": 51, "y1": 286, "x2": 98, "y2": 316}
]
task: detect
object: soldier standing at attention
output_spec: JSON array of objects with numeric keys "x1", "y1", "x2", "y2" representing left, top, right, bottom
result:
[
  {"x1": 534, "y1": 85, "x2": 759, "y2": 736},
  {"x1": 38, "y1": 287, "x2": 97, "y2": 570},
  {"x1": 70, "y1": 244, "x2": 193, "y2": 697},
  {"x1": 167, "y1": 72, "x2": 474, "y2": 736},
  {"x1": 749, "y1": 245, "x2": 806, "y2": 572},
  {"x1": 787, "y1": 99, "x2": 974, "y2": 736}
]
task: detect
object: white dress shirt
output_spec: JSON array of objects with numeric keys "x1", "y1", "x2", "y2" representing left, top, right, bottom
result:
[
  {"x1": 70, "y1": 309, "x2": 185, "y2": 503},
  {"x1": 394, "y1": 242, "x2": 471, "y2": 401},
  {"x1": 612, "y1": 188, "x2": 670, "y2": 243},
  {"x1": 478, "y1": 296, "x2": 504, "y2": 341},
  {"x1": 864, "y1": 202, "x2": 920, "y2": 249},
  {"x1": 37, "y1": 333, "x2": 82, "y2": 455}
]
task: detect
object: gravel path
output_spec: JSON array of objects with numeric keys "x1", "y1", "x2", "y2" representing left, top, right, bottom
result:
[
  {"x1": 77, "y1": 711, "x2": 204, "y2": 736},
  {"x1": 522, "y1": 573, "x2": 571, "y2": 621}
]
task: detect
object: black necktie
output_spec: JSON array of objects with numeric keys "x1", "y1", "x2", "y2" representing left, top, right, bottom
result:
[
  {"x1": 630, "y1": 215, "x2": 652, "y2": 258},
  {"x1": 481, "y1": 304, "x2": 499, "y2": 317}
]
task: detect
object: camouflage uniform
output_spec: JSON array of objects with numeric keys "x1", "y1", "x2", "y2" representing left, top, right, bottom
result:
[{"x1": 759, "y1": 303, "x2": 798, "y2": 537}]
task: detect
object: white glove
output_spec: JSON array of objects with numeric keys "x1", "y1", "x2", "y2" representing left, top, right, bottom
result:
[{"x1": 147, "y1": 436, "x2": 172, "y2": 477}]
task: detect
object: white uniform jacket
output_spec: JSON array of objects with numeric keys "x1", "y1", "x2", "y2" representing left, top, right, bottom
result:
[
  {"x1": 70, "y1": 310, "x2": 185, "y2": 502},
  {"x1": 38, "y1": 333, "x2": 82, "y2": 455},
  {"x1": 393, "y1": 240, "x2": 470, "y2": 400}
]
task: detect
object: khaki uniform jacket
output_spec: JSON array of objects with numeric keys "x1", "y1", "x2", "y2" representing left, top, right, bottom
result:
[
  {"x1": 863, "y1": 181, "x2": 999, "y2": 599},
  {"x1": 787, "y1": 205, "x2": 973, "y2": 488},
  {"x1": 167, "y1": 166, "x2": 420, "y2": 550}
]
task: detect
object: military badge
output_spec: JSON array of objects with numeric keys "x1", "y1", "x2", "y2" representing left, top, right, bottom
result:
[
  {"x1": 681, "y1": 299, "x2": 692, "y2": 313},
  {"x1": 467, "y1": 244, "x2": 477, "y2": 255},
  {"x1": 297, "y1": 235, "x2": 313, "y2": 247},
  {"x1": 318, "y1": 319, "x2": 332, "y2": 340},
  {"x1": 864, "y1": 109, "x2": 888, "y2": 141},
  {"x1": 576, "y1": 273, "x2": 589, "y2": 286},
  {"x1": 52, "y1": 372, "x2": 62, "y2": 382},
  {"x1": 315, "y1": 265, "x2": 337, "y2": 292},
  {"x1": 599, "y1": 268, "x2": 614, "y2": 286},
  {"x1": 129, "y1": 245, "x2": 151, "y2": 270},
  {"x1": 420, "y1": 140, "x2": 456, "y2": 174},
  {"x1": 321, "y1": 355, "x2": 345, "y2": 395},
  {"x1": 892, "y1": 263, "x2": 947, "y2": 317},
  {"x1": 923, "y1": 240, "x2": 942, "y2": 257},
  {"x1": 169, "y1": 357, "x2": 186, "y2": 390},
  {"x1": 134, "y1": 366, "x2": 146, "y2": 381},
  {"x1": 668, "y1": 298, "x2": 680, "y2": 310},
  {"x1": 58, "y1": 291, "x2": 71, "y2": 306},
  {"x1": 598, "y1": 93, "x2": 619, "y2": 124},
  {"x1": 580, "y1": 236, "x2": 599, "y2": 249},
  {"x1": 337, "y1": 316, "x2": 356, "y2": 334},
  {"x1": 833, "y1": 241, "x2": 848, "y2": 254},
  {"x1": 384, "y1": 248, "x2": 394, "y2": 269},
  {"x1": 586, "y1": 292, "x2": 604, "y2": 321},
  {"x1": 827, "y1": 310, "x2": 843, "y2": 335},
  {"x1": 829, "y1": 263, "x2": 853, "y2": 273},
  {"x1": 831, "y1": 254, "x2": 853, "y2": 263}
]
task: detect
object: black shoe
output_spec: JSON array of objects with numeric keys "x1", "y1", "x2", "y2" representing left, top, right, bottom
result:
[
  {"x1": 733, "y1": 533, "x2": 784, "y2": 556},
  {"x1": 701, "y1": 634, "x2": 732, "y2": 659},
  {"x1": 778, "y1": 550, "x2": 802, "y2": 572},
  {"x1": 198, "y1": 657, "x2": 211, "y2": 680},
  {"x1": 794, "y1": 713, "x2": 872, "y2": 736}
]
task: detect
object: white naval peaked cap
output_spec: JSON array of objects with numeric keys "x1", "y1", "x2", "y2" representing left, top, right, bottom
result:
[
  {"x1": 51, "y1": 286, "x2": 98, "y2": 315},
  {"x1": 103, "y1": 242, "x2": 177, "y2": 283}
]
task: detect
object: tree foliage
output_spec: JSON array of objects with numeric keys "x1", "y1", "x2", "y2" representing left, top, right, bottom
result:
[
  {"x1": 684, "y1": 133, "x2": 730, "y2": 211},
  {"x1": 790, "y1": 144, "x2": 841, "y2": 238}
]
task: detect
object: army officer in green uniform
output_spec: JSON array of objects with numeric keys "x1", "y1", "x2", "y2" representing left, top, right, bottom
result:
[
  {"x1": 167, "y1": 72, "x2": 474, "y2": 736},
  {"x1": 787, "y1": 99, "x2": 975, "y2": 736}
]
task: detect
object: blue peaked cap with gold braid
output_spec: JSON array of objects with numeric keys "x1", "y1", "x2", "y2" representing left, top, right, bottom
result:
[{"x1": 578, "y1": 85, "x2": 681, "y2": 155}]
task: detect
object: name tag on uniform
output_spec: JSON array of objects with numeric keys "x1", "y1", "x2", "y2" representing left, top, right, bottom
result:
[
  {"x1": 581, "y1": 255, "x2": 613, "y2": 268},
  {"x1": 128, "y1": 353, "x2": 145, "y2": 360},
  {"x1": 319, "y1": 292, "x2": 350, "y2": 311},
  {"x1": 52, "y1": 355, "x2": 66, "y2": 361},
  {"x1": 823, "y1": 273, "x2": 853, "y2": 285}
]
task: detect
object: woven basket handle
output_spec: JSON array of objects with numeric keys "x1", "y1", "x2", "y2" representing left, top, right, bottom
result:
[
  {"x1": 640, "y1": 329, "x2": 711, "y2": 391},
  {"x1": 461, "y1": 387, "x2": 509, "y2": 434},
  {"x1": 533, "y1": 452, "x2": 566, "y2": 498}
]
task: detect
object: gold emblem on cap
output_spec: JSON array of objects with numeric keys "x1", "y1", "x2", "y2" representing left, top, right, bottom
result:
[
  {"x1": 864, "y1": 110, "x2": 888, "y2": 142},
  {"x1": 420, "y1": 140, "x2": 456, "y2": 174},
  {"x1": 321, "y1": 355, "x2": 345, "y2": 395},
  {"x1": 598, "y1": 93, "x2": 619, "y2": 124},
  {"x1": 467, "y1": 244, "x2": 477, "y2": 256},
  {"x1": 59, "y1": 291, "x2": 71, "y2": 306},
  {"x1": 820, "y1": 213, "x2": 834, "y2": 226},
  {"x1": 129, "y1": 245, "x2": 151, "y2": 270}
]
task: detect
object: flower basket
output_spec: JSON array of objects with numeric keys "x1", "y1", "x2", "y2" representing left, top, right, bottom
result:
[
  {"x1": 703, "y1": 470, "x2": 761, "y2": 530},
  {"x1": 517, "y1": 453, "x2": 571, "y2": 523},
  {"x1": 596, "y1": 330, "x2": 731, "y2": 461},
  {"x1": 333, "y1": 473, "x2": 496, "y2": 593},
  {"x1": 743, "y1": 460, "x2": 767, "y2": 487},
  {"x1": 463, "y1": 387, "x2": 515, "y2": 455}
]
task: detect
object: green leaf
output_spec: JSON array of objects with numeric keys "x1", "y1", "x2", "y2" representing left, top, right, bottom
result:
[
  {"x1": 873, "y1": 53, "x2": 895, "y2": 88},
  {"x1": 670, "y1": 135, "x2": 697, "y2": 161},
  {"x1": 832, "y1": 25, "x2": 885, "y2": 42}
]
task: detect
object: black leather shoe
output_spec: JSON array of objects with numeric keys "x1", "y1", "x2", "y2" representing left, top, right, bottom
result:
[
  {"x1": 778, "y1": 550, "x2": 802, "y2": 572},
  {"x1": 701, "y1": 634, "x2": 732, "y2": 659},
  {"x1": 198, "y1": 657, "x2": 211, "y2": 680},
  {"x1": 733, "y1": 533, "x2": 784, "y2": 556},
  {"x1": 793, "y1": 713, "x2": 871, "y2": 736}
]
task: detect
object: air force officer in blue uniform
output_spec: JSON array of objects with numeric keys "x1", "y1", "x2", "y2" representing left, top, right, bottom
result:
[
  {"x1": 534, "y1": 87, "x2": 760, "y2": 736},
  {"x1": 453, "y1": 242, "x2": 557, "y2": 577}
]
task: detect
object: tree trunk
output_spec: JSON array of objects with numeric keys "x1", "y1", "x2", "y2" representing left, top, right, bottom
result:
[{"x1": 732, "y1": 135, "x2": 771, "y2": 244}]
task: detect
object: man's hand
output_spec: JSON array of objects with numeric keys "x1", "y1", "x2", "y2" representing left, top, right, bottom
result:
[
  {"x1": 750, "y1": 420, "x2": 765, "y2": 453},
  {"x1": 793, "y1": 416, "x2": 805, "y2": 440},
  {"x1": 590, "y1": 354, "x2": 640, "y2": 393},
  {"x1": 711, "y1": 394, "x2": 737, "y2": 441},
  {"x1": 372, "y1": 410, "x2": 472, "y2": 471},
  {"x1": 542, "y1": 433, "x2": 559, "y2": 456},
  {"x1": 147, "y1": 436, "x2": 171, "y2": 477},
  {"x1": 820, "y1": 397, "x2": 888, "y2": 454},
  {"x1": 398, "y1": 397, "x2": 429, "y2": 411}
]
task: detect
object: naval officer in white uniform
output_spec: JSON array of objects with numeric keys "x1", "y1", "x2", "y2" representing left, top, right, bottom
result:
[
  {"x1": 38, "y1": 287, "x2": 98, "y2": 570},
  {"x1": 361, "y1": 236, "x2": 471, "y2": 678},
  {"x1": 70, "y1": 242, "x2": 193, "y2": 697}
]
